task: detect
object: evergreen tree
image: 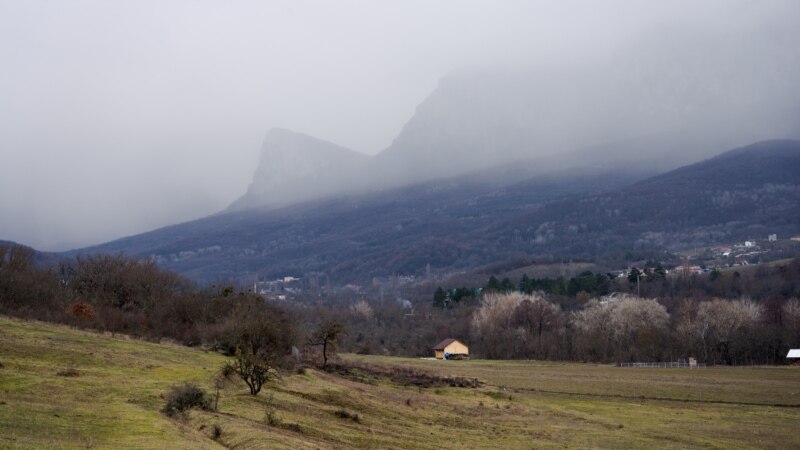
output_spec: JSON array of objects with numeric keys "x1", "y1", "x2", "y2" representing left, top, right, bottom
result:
[
  {"x1": 519, "y1": 274, "x2": 531, "y2": 293},
  {"x1": 649, "y1": 264, "x2": 667, "y2": 281},
  {"x1": 486, "y1": 276, "x2": 501, "y2": 292},
  {"x1": 432, "y1": 287, "x2": 447, "y2": 308},
  {"x1": 500, "y1": 277, "x2": 515, "y2": 293},
  {"x1": 627, "y1": 267, "x2": 642, "y2": 284}
]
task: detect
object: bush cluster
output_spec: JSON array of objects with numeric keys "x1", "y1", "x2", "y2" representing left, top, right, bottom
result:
[{"x1": 162, "y1": 383, "x2": 210, "y2": 416}]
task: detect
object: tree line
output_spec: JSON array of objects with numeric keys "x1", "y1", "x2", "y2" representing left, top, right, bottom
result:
[
  {"x1": 422, "y1": 261, "x2": 800, "y2": 363},
  {"x1": 3, "y1": 243, "x2": 800, "y2": 366},
  {"x1": 471, "y1": 291, "x2": 799, "y2": 364},
  {"x1": 0, "y1": 245, "x2": 344, "y2": 396}
]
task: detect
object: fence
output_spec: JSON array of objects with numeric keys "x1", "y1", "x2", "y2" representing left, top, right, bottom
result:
[{"x1": 616, "y1": 361, "x2": 706, "y2": 368}]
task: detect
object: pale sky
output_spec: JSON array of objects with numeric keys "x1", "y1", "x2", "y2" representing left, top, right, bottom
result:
[{"x1": 0, "y1": 0, "x2": 796, "y2": 250}]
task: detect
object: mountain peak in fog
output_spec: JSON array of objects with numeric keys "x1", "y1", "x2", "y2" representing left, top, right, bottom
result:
[
  {"x1": 372, "y1": 23, "x2": 800, "y2": 186},
  {"x1": 228, "y1": 128, "x2": 369, "y2": 211},
  {"x1": 229, "y1": 13, "x2": 800, "y2": 214}
]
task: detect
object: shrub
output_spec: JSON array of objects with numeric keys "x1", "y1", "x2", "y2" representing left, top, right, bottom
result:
[
  {"x1": 212, "y1": 424, "x2": 222, "y2": 439},
  {"x1": 333, "y1": 409, "x2": 361, "y2": 423},
  {"x1": 220, "y1": 363, "x2": 236, "y2": 378},
  {"x1": 162, "y1": 383, "x2": 210, "y2": 416},
  {"x1": 263, "y1": 393, "x2": 281, "y2": 426},
  {"x1": 56, "y1": 367, "x2": 80, "y2": 377},
  {"x1": 283, "y1": 423, "x2": 302, "y2": 433},
  {"x1": 70, "y1": 302, "x2": 96, "y2": 320}
]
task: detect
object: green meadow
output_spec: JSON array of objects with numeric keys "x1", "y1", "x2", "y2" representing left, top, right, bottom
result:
[{"x1": 1, "y1": 315, "x2": 798, "y2": 449}]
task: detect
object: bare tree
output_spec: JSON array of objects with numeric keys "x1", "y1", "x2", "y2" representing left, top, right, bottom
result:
[
  {"x1": 783, "y1": 298, "x2": 800, "y2": 346},
  {"x1": 472, "y1": 292, "x2": 563, "y2": 359},
  {"x1": 572, "y1": 299, "x2": 615, "y2": 361},
  {"x1": 350, "y1": 300, "x2": 374, "y2": 320},
  {"x1": 229, "y1": 346, "x2": 282, "y2": 395},
  {"x1": 573, "y1": 295, "x2": 668, "y2": 362},
  {"x1": 512, "y1": 296, "x2": 562, "y2": 359},
  {"x1": 608, "y1": 295, "x2": 669, "y2": 361},
  {"x1": 690, "y1": 298, "x2": 763, "y2": 364},
  {"x1": 224, "y1": 303, "x2": 295, "y2": 395},
  {"x1": 308, "y1": 319, "x2": 345, "y2": 369}
]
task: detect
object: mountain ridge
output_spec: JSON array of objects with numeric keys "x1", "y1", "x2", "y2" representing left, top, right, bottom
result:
[
  {"x1": 492, "y1": 139, "x2": 800, "y2": 258},
  {"x1": 66, "y1": 139, "x2": 800, "y2": 285},
  {"x1": 227, "y1": 127, "x2": 370, "y2": 211}
]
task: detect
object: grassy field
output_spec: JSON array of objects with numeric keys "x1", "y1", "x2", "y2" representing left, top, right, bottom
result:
[{"x1": 1, "y1": 316, "x2": 799, "y2": 449}]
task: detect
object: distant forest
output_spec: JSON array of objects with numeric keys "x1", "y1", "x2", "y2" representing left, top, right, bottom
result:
[{"x1": 2, "y1": 243, "x2": 799, "y2": 365}]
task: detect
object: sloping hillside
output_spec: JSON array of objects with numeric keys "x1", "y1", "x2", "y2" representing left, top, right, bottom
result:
[
  {"x1": 73, "y1": 166, "x2": 642, "y2": 284},
  {"x1": 72, "y1": 140, "x2": 800, "y2": 285},
  {"x1": 0, "y1": 240, "x2": 63, "y2": 268},
  {"x1": 1, "y1": 316, "x2": 799, "y2": 449},
  {"x1": 493, "y1": 139, "x2": 800, "y2": 258}
]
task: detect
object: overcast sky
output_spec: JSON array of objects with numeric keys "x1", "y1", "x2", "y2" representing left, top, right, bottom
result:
[{"x1": 0, "y1": 0, "x2": 796, "y2": 251}]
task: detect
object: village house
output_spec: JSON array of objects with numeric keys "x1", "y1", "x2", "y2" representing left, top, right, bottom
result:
[{"x1": 433, "y1": 338, "x2": 469, "y2": 360}]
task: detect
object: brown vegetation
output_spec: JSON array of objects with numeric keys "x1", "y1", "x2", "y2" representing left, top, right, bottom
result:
[
  {"x1": 162, "y1": 383, "x2": 211, "y2": 417},
  {"x1": 325, "y1": 360, "x2": 482, "y2": 388},
  {"x1": 2, "y1": 242, "x2": 800, "y2": 366}
]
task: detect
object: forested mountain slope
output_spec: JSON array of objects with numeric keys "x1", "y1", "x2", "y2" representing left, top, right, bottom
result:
[
  {"x1": 493, "y1": 139, "x2": 800, "y2": 258},
  {"x1": 72, "y1": 140, "x2": 800, "y2": 284}
]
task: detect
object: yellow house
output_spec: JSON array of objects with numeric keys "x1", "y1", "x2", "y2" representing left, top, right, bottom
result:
[{"x1": 433, "y1": 338, "x2": 469, "y2": 360}]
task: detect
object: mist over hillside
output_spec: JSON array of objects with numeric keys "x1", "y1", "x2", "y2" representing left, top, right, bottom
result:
[
  {"x1": 4, "y1": 1, "x2": 800, "y2": 251},
  {"x1": 228, "y1": 128, "x2": 369, "y2": 211},
  {"x1": 492, "y1": 140, "x2": 800, "y2": 259},
  {"x1": 229, "y1": 19, "x2": 800, "y2": 211},
  {"x1": 371, "y1": 22, "x2": 800, "y2": 186},
  {"x1": 71, "y1": 140, "x2": 800, "y2": 285}
]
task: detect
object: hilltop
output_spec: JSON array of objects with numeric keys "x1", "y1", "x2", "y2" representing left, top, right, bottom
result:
[{"x1": 0, "y1": 240, "x2": 63, "y2": 268}]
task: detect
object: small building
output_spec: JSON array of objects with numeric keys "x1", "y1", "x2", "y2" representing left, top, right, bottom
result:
[
  {"x1": 678, "y1": 265, "x2": 704, "y2": 274},
  {"x1": 433, "y1": 338, "x2": 469, "y2": 360},
  {"x1": 768, "y1": 234, "x2": 777, "y2": 242}
]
